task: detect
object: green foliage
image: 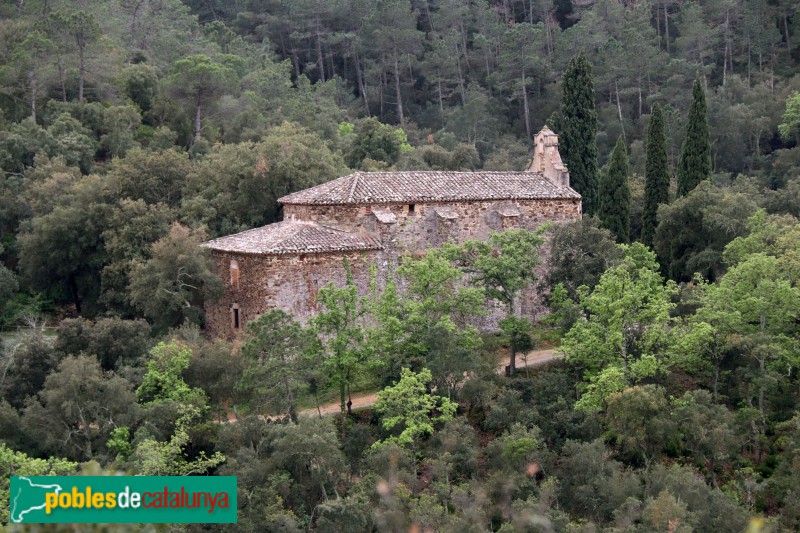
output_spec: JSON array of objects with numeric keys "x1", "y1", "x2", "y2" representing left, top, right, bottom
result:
[
  {"x1": 268, "y1": 416, "x2": 348, "y2": 511},
  {"x1": 136, "y1": 340, "x2": 205, "y2": 407},
  {"x1": 642, "y1": 102, "x2": 670, "y2": 248},
  {"x1": 183, "y1": 123, "x2": 345, "y2": 235},
  {"x1": 346, "y1": 118, "x2": 407, "y2": 168},
  {"x1": 487, "y1": 423, "x2": 544, "y2": 472},
  {"x1": 560, "y1": 52, "x2": 598, "y2": 215},
  {"x1": 128, "y1": 223, "x2": 223, "y2": 331},
  {"x1": 563, "y1": 243, "x2": 678, "y2": 412},
  {"x1": 654, "y1": 181, "x2": 759, "y2": 282},
  {"x1": 170, "y1": 54, "x2": 238, "y2": 145},
  {"x1": 677, "y1": 80, "x2": 711, "y2": 197},
  {"x1": 373, "y1": 367, "x2": 457, "y2": 455},
  {"x1": 54, "y1": 317, "x2": 151, "y2": 371},
  {"x1": 17, "y1": 175, "x2": 112, "y2": 314},
  {"x1": 131, "y1": 405, "x2": 224, "y2": 476},
  {"x1": 21, "y1": 355, "x2": 139, "y2": 461},
  {"x1": 239, "y1": 310, "x2": 316, "y2": 421},
  {"x1": 1, "y1": 330, "x2": 63, "y2": 409},
  {"x1": 445, "y1": 228, "x2": 546, "y2": 374},
  {"x1": 371, "y1": 251, "x2": 485, "y2": 394},
  {"x1": 778, "y1": 91, "x2": 800, "y2": 144},
  {"x1": 604, "y1": 385, "x2": 673, "y2": 466},
  {"x1": 106, "y1": 426, "x2": 132, "y2": 462},
  {"x1": 598, "y1": 136, "x2": 631, "y2": 243},
  {"x1": 0, "y1": 444, "x2": 77, "y2": 523},
  {"x1": 545, "y1": 217, "x2": 623, "y2": 299},
  {"x1": 312, "y1": 264, "x2": 373, "y2": 420}
]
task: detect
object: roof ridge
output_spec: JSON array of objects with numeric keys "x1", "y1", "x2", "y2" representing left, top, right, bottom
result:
[{"x1": 347, "y1": 172, "x2": 360, "y2": 202}]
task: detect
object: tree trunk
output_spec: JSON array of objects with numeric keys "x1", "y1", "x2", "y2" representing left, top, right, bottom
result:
[
  {"x1": 508, "y1": 299, "x2": 517, "y2": 376},
  {"x1": 339, "y1": 379, "x2": 346, "y2": 439},
  {"x1": 353, "y1": 48, "x2": 370, "y2": 115},
  {"x1": 663, "y1": 2, "x2": 670, "y2": 52},
  {"x1": 456, "y1": 50, "x2": 466, "y2": 105},
  {"x1": 638, "y1": 78, "x2": 642, "y2": 119},
  {"x1": 29, "y1": 70, "x2": 36, "y2": 121},
  {"x1": 394, "y1": 54, "x2": 404, "y2": 125},
  {"x1": 615, "y1": 80, "x2": 626, "y2": 145},
  {"x1": 784, "y1": 15, "x2": 791, "y2": 55},
  {"x1": 758, "y1": 356, "x2": 767, "y2": 430},
  {"x1": 521, "y1": 70, "x2": 531, "y2": 139},
  {"x1": 193, "y1": 95, "x2": 202, "y2": 146},
  {"x1": 723, "y1": 9, "x2": 730, "y2": 85},
  {"x1": 68, "y1": 275, "x2": 81, "y2": 314},
  {"x1": 291, "y1": 47, "x2": 301, "y2": 79},
  {"x1": 283, "y1": 373, "x2": 297, "y2": 423},
  {"x1": 712, "y1": 360, "x2": 719, "y2": 402},
  {"x1": 57, "y1": 55, "x2": 67, "y2": 102},
  {"x1": 437, "y1": 80, "x2": 444, "y2": 115},
  {"x1": 315, "y1": 19, "x2": 325, "y2": 82},
  {"x1": 78, "y1": 43, "x2": 85, "y2": 102},
  {"x1": 747, "y1": 394, "x2": 761, "y2": 463}
]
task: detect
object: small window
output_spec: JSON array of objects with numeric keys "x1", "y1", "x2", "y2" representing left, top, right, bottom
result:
[
  {"x1": 230, "y1": 259, "x2": 240, "y2": 287},
  {"x1": 232, "y1": 304, "x2": 241, "y2": 330},
  {"x1": 408, "y1": 203, "x2": 415, "y2": 214}
]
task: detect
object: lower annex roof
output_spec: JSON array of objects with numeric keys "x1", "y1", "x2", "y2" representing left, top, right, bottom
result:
[{"x1": 201, "y1": 220, "x2": 382, "y2": 255}]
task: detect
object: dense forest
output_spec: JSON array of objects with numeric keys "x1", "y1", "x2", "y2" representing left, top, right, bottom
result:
[{"x1": 1, "y1": 0, "x2": 800, "y2": 531}]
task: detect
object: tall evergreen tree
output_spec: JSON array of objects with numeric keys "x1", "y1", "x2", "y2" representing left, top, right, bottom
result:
[
  {"x1": 559, "y1": 52, "x2": 599, "y2": 215},
  {"x1": 642, "y1": 102, "x2": 670, "y2": 248},
  {"x1": 598, "y1": 137, "x2": 631, "y2": 243},
  {"x1": 677, "y1": 79, "x2": 711, "y2": 196}
]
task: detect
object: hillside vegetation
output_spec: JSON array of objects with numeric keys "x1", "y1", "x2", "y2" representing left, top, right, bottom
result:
[{"x1": 0, "y1": 1, "x2": 799, "y2": 531}]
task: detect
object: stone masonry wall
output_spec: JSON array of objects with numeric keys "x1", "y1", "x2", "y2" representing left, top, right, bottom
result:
[
  {"x1": 283, "y1": 197, "x2": 580, "y2": 251},
  {"x1": 205, "y1": 249, "x2": 380, "y2": 339}
]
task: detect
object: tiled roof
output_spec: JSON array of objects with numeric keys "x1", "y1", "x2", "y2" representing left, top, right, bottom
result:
[
  {"x1": 201, "y1": 220, "x2": 382, "y2": 255},
  {"x1": 278, "y1": 171, "x2": 581, "y2": 205}
]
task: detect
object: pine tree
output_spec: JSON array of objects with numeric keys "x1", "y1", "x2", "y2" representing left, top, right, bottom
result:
[
  {"x1": 559, "y1": 52, "x2": 599, "y2": 215},
  {"x1": 642, "y1": 102, "x2": 670, "y2": 248},
  {"x1": 598, "y1": 137, "x2": 630, "y2": 243},
  {"x1": 677, "y1": 79, "x2": 711, "y2": 196}
]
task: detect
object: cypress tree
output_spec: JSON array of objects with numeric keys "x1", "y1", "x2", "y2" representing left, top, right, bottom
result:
[
  {"x1": 677, "y1": 79, "x2": 711, "y2": 196},
  {"x1": 559, "y1": 52, "x2": 598, "y2": 215},
  {"x1": 642, "y1": 102, "x2": 670, "y2": 248},
  {"x1": 598, "y1": 136, "x2": 630, "y2": 243}
]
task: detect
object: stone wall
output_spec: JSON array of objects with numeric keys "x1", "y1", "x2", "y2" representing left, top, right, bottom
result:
[
  {"x1": 283, "y1": 197, "x2": 581, "y2": 251},
  {"x1": 205, "y1": 249, "x2": 379, "y2": 339}
]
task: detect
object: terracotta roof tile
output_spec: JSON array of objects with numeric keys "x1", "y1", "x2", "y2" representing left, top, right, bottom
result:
[
  {"x1": 201, "y1": 220, "x2": 382, "y2": 255},
  {"x1": 278, "y1": 171, "x2": 580, "y2": 205}
]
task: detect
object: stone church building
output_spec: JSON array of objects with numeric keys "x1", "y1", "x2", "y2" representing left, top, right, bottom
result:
[{"x1": 202, "y1": 127, "x2": 581, "y2": 338}]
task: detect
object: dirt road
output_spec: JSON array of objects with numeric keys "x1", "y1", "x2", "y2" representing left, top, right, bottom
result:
[{"x1": 300, "y1": 347, "x2": 562, "y2": 417}]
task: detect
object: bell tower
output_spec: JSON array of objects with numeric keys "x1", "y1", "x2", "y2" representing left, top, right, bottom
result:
[{"x1": 527, "y1": 127, "x2": 570, "y2": 188}]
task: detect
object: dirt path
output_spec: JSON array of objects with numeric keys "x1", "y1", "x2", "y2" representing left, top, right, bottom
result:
[{"x1": 298, "y1": 347, "x2": 562, "y2": 418}]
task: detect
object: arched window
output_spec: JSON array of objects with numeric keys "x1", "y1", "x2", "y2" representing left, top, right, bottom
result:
[{"x1": 230, "y1": 259, "x2": 239, "y2": 287}]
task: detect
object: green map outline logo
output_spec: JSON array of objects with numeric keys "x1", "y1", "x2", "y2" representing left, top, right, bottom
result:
[{"x1": 10, "y1": 476, "x2": 64, "y2": 523}]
